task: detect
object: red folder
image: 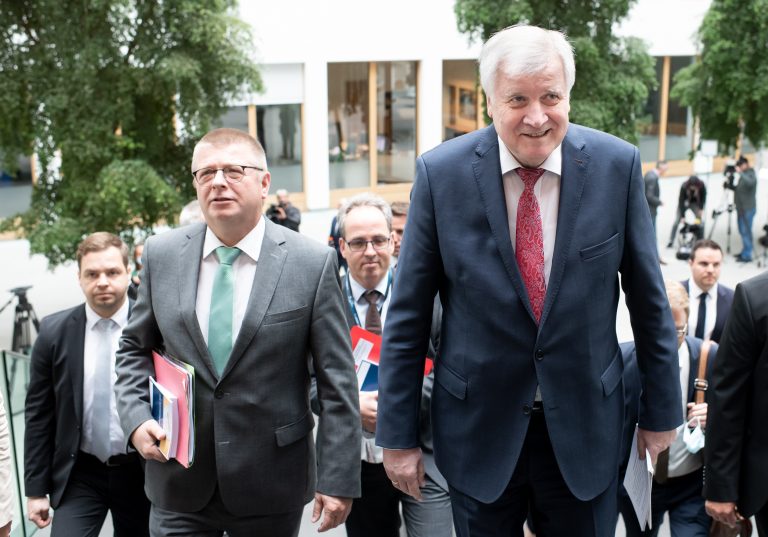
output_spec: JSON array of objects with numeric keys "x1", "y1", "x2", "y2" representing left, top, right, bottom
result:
[{"x1": 152, "y1": 351, "x2": 194, "y2": 468}]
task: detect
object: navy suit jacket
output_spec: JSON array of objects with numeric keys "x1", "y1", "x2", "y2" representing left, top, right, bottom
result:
[
  {"x1": 681, "y1": 279, "x2": 734, "y2": 343},
  {"x1": 376, "y1": 124, "x2": 682, "y2": 503}
]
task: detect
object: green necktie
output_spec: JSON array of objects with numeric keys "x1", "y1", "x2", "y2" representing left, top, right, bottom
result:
[{"x1": 208, "y1": 246, "x2": 241, "y2": 376}]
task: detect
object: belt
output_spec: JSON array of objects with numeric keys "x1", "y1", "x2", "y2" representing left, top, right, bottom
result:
[
  {"x1": 531, "y1": 401, "x2": 545, "y2": 414},
  {"x1": 79, "y1": 450, "x2": 139, "y2": 467}
]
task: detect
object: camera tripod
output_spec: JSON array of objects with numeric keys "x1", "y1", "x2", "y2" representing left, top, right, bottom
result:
[
  {"x1": 0, "y1": 286, "x2": 40, "y2": 392},
  {"x1": 707, "y1": 191, "x2": 735, "y2": 254}
]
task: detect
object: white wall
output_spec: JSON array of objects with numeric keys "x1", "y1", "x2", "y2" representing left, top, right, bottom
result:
[{"x1": 236, "y1": 0, "x2": 713, "y2": 208}]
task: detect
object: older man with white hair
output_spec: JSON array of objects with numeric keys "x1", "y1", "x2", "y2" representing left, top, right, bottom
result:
[{"x1": 376, "y1": 25, "x2": 681, "y2": 537}]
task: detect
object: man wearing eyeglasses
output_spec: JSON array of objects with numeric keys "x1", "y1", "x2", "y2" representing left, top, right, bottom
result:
[
  {"x1": 618, "y1": 280, "x2": 716, "y2": 536},
  {"x1": 115, "y1": 128, "x2": 361, "y2": 536},
  {"x1": 333, "y1": 193, "x2": 452, "y2": 537}
]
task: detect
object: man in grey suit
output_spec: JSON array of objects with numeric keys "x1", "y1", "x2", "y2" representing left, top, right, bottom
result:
[{"x1": 115, "y1": 128, "x2": 361, "y2": 536}]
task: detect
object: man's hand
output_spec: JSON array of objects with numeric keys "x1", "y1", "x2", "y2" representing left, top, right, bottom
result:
[
  {"x1": 311, "y1": 493, "x2": 352, "y2": 532},
  {"x1": 359, "y1": 391, "x2": 378, "y2": 432},
  {"x1": 276, "y1": 206, "x2": 286, "y2": 220},
  {"x1": 383, "y1": 447, "x2": 425, "y2": 500},
  {"x1": 706, "y1": 501, "x2": 744, "y2": 527},
  {"x1": 130, "y1": 419, "x2": 167, "y2": 462},
  {"x1": 27, "y1": 496, "x2": 51, "y2": 528},
  {"x1": 636, "y1": 428, "x2": 677, "y2": 464},
  {"x1": 687, "y1": 402, "x2": 708, "y2": 430}
]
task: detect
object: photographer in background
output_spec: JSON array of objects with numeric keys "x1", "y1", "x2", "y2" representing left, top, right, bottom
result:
[
  {"x1": 266, "y1": 188, "x2": 301, "y2": 232},
  {"x1": 732, "y1": 156, "x2": 757, "y2": 262},
  {"x1": 668, "y1": 175, "x2": 707, "y2": 247}
]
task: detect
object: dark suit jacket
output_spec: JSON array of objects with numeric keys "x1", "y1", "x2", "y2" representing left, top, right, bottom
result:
[
  {"x1": 115, "y1": 221, "x2": 361, "y2": 516},
  {"x1": 376, "y1": 124, "x2": 681, "y2": 504},
  {"x1": 682, "y1": 279, "x2": 734, "y2": 343},
  {"x1": 644, "y1": 169, "x2": 662, "y2": 216},
  {"x1": 620, "y1": 337, "x2": 718, "y2": 471},
  {"x1": 24, "y1": 301, "x2": 134, "y2": 508},
  {"x1": 704, "y1": 272, "x2": 768, "y2": 517}
]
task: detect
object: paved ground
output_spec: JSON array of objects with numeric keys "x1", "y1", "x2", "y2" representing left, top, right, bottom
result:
[{"x1": 2, "y1": 169, "x2": 766, "y2": 536}]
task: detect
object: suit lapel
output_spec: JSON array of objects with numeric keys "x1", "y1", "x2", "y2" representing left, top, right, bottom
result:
[
  {"x1": 471, "y1": 127, "x2": 532, "y2": 320},
  {"x1": 69, "y1": 305, "x2": 86, "y2": 424},
  {"x1": 223, "y1": 221, "x2": 287, "y2": 377},
  {"x1": 177, "y1": 225, "x2": 216, "y2": 376},
  {"x1": 540, "y1": 126, "x2": 589, "y2": 328}
]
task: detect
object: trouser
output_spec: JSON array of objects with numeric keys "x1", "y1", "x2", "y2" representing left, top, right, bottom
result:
[
  {"x1": 450, "y1": 409, "x2": 618, "y2": 536},
  {"x1": 51, "y1": 451, "x2": 149, "y2": 537}
]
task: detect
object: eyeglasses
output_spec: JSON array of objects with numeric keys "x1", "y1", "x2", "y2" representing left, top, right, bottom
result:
[
  {"x1": 676, "y1": 324, "x2": 688, "y2": 337},
  {"x1": 191, "y1": 165, "x2": 264, "y2": 184},
  {"x1": 345, "y1": 237, "x2": 390, "y2": 252}
]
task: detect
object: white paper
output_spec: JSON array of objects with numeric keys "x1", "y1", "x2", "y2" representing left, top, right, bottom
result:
[
  {"x1": 352, "y1": 338, "x2": 373, "y2": 370},
  {"x1": 622, "y1": 427, "x2": 654, "y2": 530}
]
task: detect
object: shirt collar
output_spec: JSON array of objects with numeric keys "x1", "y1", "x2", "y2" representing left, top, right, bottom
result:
[
  {"x1": 349, "y1": 271, "x2": 390, "y2": 303},
  {"x1": 202, "y1": 217, "x2": 266, "y2": 263},
  {"x1": 689, "y1": 279, "x2": 717, "y2": 300},
  {"x1": 85, "y1": 297, "x2": 129, "y2": 330},
  {"x1": 498, "y1": 136, "x2": 563, "y2": 177}
]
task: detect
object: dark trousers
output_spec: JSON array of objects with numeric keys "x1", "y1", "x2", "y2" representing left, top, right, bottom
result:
[
  {"x1": 345, "y1": 460, "x2": 401, "y2": 537},
  {"x1": 149, "y1": 485, "x2": 302, "y2": 537},
  {"x1": 756, "y1": 502, "x2": 768, "y2": 537},
  {"x1": 619, "y1": 467, "x2": 709, "y2": 537},
  {"x1": 51, "y1": 451, "x2": 150, "y2": 537},
  {"x1": 450, "y1": 411, "x2": 618, "y2": 537}
]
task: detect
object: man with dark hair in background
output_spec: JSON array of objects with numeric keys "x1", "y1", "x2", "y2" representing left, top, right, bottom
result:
[
  {"x1": 733, "y1": 156, "x2": 757, "y2": 262},
  {"x1": 266, "y1": 188, "x2": 302, "y2": 232},
  {"x1": 390, "y1": 201, "x2": 409, "y2": 268},
  {"x1": 682, "y1": 239, "x2": 733, "y2": 344},
  {"x1": 25, "y1": 232, "x2": 150, "y2": 536}
]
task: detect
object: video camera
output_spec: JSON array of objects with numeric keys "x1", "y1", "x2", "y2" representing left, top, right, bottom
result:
[
  {"x1": 759, "y1": 225, "x2": 768, "y2": 248},
  {"x1": 723, "y1": 164, "x2": 737, "y2": 191}
]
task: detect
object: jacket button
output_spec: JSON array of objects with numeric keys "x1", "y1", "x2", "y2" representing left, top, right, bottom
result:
[
  {"x1": 522, "y1": 405, "x2": 532, "y2": 416},
  {"x1": 535, "y1": 349, "x2": 545, "y2": 360},
  {"x1": 214, "y1": 389, "x2": 224, "y2": 399}
]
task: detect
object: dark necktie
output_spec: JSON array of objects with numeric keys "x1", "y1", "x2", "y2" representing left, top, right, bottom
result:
[
  {"x1": 695, "y1": 292, "x2": 707, "y2": 339},
  {"x1": 364, "y1": 290, "x2": 382, "y2": 335},
  {"x1": 516, "y1": 167, "x2": 547, "y2": 323},
  {"x1": 655, "y1": 448, "x2": 670, "y2": 484}
]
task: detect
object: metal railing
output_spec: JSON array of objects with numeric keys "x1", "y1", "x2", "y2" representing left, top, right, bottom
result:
[{"x1": 2, "y1": 350, "x2": 38, "y2": 537}]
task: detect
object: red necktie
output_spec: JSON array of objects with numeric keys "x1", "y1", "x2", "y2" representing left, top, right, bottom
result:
[{"x1": 516, "y1": 167, "x2": 546, "y2": 323}]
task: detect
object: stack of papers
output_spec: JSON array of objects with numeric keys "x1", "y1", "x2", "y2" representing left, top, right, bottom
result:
[
  {"x1": 351, "y1": 326, "x2": 433, "y2": 391},
  {"x1": 151, "y1": 350, "x2": 195, "y2": 468},
  {"x1": 623, "y1": 426, "x2": 655, "y2": 530}
]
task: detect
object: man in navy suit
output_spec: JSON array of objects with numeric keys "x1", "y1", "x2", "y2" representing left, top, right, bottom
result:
[
  {"x1": 376, "y1": 25, "x2": 681, "y2": 536},
  {"x1": 681, "y1": 239, "x2": 734, "y2": 343}
]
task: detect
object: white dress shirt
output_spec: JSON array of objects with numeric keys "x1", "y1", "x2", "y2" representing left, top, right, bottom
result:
[
  {"x1": 81, "y1": 299, "x2": 129, "y2": 458},
  {"x1": 499, "y1": 137, "x2": 562, "y2": 285},
  {"x1": 686, "y1": 281, "x2": 718, "y2": 341},
  {"x1": 668, "y1": 341, "x2": 703, "y2": 477},
  {"x1": 196, "y1": 218, "x2": 266, "y2": 346},
  {"x1": 348, "y1": 273, "x2": 392, "y2": 464}
]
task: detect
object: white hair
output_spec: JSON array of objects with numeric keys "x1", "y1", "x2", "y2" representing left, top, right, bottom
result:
[{"x1": 479, "y1": 25, "x2": 575, "y2": 98}]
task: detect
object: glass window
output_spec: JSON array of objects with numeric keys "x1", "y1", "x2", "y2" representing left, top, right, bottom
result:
[
  {"x1": 639, "y1": 58, "x2": 662, "y2": 162},
  {"x1": 442, "y1": 60, "x2": 480, "y2": 140},
  {"x1": 257, "y1": 104, "x2": 303, "y2": 193},
  {"x1": 328, "y1": 63, "x2": 370, "y2": 189},
  {"x1": 212, "y1": 106, "x2": 249, "y2": 132},
  {"x1": 666, "y1": 57, "x2": 694, "y2": 161},
  {"x1": 376, "y1": 61, "x2": 417, "y2": 184}
]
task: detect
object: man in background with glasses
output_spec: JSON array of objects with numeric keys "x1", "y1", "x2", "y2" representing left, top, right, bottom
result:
[
  {"x1": 618, "y1": 280, "x2": 716, "y2": 536},
  {"x1": 331, "y1": 193, "x2": 452, "y2": 537},
  {"x1": 115, "y1": 128, "x2": 361, "y2": 536}
]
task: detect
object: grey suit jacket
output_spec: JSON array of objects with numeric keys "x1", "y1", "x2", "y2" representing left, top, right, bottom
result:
[{"x1": 115, "y1": 220, "x2": 361, "y2": 516}]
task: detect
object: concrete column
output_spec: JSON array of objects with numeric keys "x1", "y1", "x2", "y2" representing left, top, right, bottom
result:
[{"x1": 303, "y1": 60, "x2": 331, "y2": 210}]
